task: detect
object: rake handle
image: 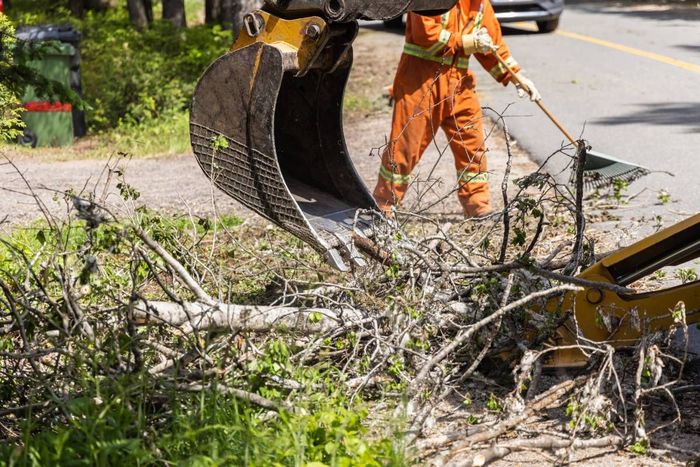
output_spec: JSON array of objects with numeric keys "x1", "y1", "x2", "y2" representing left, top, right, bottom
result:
[{"x1": 492, "y1": 51, "x2": 579, "y2": 147}]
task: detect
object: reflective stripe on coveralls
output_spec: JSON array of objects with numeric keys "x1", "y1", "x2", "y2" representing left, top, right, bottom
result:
[
  {"x1": 488, "y1": 56, "x2": 519, "y2": 81},
  {"x1": 402, "y1": 45, "x2": 471, "y2": 69},
  {"x1": 379, "y1": 165, "x2": 411, "y2": 185},
  {"x1": 458, "y1": 171, "x2": 489, "y2": 184},
  {"x1": 474, "y1": 7, "x2": 483, "y2": 30},
  {"x1": 402, "y1": 11, "x2": 472, "y2": 69}
]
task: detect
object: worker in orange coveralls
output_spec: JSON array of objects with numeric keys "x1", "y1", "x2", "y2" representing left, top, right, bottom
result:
[{"x1": 373, "y1": 0, "x2": 541, "y2": 218}]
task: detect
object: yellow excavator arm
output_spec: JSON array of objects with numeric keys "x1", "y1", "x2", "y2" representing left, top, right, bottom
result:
[{"x1": 546, "y1": 214, "x2": 700, "y2": 367}]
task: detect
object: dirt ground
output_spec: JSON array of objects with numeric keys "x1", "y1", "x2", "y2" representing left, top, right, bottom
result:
[
  {"x1": 422, "y1": 380, "x2": 700, "y2": 466},
  {"x1": 1, "y1": 25, "x2": 698, "y2": 465}
]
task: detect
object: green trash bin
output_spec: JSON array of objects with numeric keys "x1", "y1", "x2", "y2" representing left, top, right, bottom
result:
[{"x1": 20, "y1": 40, "x2": 76, "y2": 147}]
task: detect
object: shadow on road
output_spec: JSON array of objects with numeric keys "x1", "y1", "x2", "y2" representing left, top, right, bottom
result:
[
  {"x1": 568, "y1": 1, "x2": 700, "y2": 23},
  {"x1": 594, "y1": 102, "x2": 700, "y2": 134},
  {"x1": 676, "y1": 44, "x2": 700, "y2": 55}
]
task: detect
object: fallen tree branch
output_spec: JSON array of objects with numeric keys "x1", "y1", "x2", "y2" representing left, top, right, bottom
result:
[
  {"x1": 133, "y1": 300, "x2": 367, "y2": 334},
  {"x1": 410, "y1": 285, "x2": 580, "y2": 394},
  {"x1": 450, "y1": 434, "x2": 624, "y2": 467},
  {"x1": 173, "y1": 382, "x2": 284, "y2": 412},
  {"x1": 435, "y1": 377, "x2": 587, "y2": 458},
  {"x1": 671, "y1": 384, "x2": 700, "y2": 394},
  {"x1": 449, "y1": 261, "x2": 633, "y2": 295},
  {"x1": 564, "y1": 141, "x2": 587, "y2": 276},
  {"x1": 134, "y1": 227, "x2": 215, "y2": 306}
]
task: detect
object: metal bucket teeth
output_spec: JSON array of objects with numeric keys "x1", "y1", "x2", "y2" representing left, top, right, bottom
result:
[{"x1": 190, "y1": 41, "x2": 378, "y2": 270}]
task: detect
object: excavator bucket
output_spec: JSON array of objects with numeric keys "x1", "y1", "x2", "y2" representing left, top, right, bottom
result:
[{"x1": 190, "y1": 0, "x2": 457, "y2": 270}]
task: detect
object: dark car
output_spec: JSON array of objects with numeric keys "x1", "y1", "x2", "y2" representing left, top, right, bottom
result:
[
  {"x1": 491, "y1": 0, "x2": 564, "y2": 33},
  {"x1": 384, "y1": 0, "x2": 564, "y2": 33}
]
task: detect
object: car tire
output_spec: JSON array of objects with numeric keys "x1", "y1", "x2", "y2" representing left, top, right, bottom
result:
[
  {"x1": 536, "y1": 18, "x2": 560, "y2": 33},
  {"x1": 17, "y1": 129, "x2": 38, "y2": 148},
  {"x1": 383, "y1": 16, "x2": 404, "y2": 29}
]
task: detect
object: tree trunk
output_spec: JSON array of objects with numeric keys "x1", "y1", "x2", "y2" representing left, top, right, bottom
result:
[
  {"x1": 127, "y1": 0, "x2": 153, "y2": 29},
  {"x1": 85, "y1": 0, "x2": 110, "y2": 10},
  {"x1": 205, "y1": 0, "x2": 222, "y2": 25},
  {"x1": 69, "y1": 0, "x2": 85, "y2": 17},
  {"x1": 70, "y1": 0, "x2": 110, "y2": 18},
  {"x1": 133, "y1": 300, "x2": 365, "y2": 334},
  {"x1": 228, "y1": 0, "x2": 265, "y2": 41},
  {"x1": 205, "y1": 0, "x2": 262, "y2": 40},
  {"x1": 221, "y1": 0, "x2": 235, "y2": 26},
  {"x1": 233, "y1": 1, "x2": 265, "y2": 25},
  {"x1": 162, "y1": 0, "x2": 187, "y2": 28}
]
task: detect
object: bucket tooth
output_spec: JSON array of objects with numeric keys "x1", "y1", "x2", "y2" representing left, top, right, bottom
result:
[
  {"x1": 190, "y1": 22, "x2": 379, "y2": 270},
  {"x1": 325, "y1": 248, "x2": 351, "y2": 272},
  {"x1": 332, "y1": 232, "x2": 367, "y2": 269}
]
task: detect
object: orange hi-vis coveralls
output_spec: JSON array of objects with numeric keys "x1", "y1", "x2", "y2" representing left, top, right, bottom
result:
[{"x1": 373, "y1": 0, "x2": 521, "y2": 217}]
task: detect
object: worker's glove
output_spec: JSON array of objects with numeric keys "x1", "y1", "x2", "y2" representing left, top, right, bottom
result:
[
  {"x1": 513, "y1": 72, "x2": 541, "y2": 102},
  {"x1": 462, "y1": 27, "x2": 494, "y2": 55},
  {"x1": 473, "y1": 27, "x2": 494, "y2": 53}
]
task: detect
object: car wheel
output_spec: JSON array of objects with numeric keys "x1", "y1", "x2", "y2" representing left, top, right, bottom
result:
[
  {"x1": 383, "y1": 16, "x2": 404, "y2": 29},
  {"x1": 536, "y1": 18, "x2": 559, "y2": 33},
  {"x1": 17, "y1": 129, "x2": 38, "y2": 148}
]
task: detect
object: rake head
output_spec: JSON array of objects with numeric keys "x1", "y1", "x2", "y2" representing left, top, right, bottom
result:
[{"x1": 581, "y1": 149, "x2": 651, "y2": 191}]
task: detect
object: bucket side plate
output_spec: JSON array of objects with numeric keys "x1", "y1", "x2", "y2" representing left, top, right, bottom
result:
[{"x1": 190, "y1": 44, "x2": 324, "y2": 249}]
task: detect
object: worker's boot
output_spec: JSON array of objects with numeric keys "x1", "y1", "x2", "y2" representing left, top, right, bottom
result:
[
  {"x1": 373, "y1": 177, "x2": 407, "y2": 218},
  {"x1": 459, "y1": 184, "x2": 491, "y2": 219},
  {"x1": 463, "y1": 205, "x2": 494, "y2": 219}
]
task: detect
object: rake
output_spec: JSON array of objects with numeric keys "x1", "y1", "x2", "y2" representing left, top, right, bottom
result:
[{"x1": 492, "y1": 51, "x2": 651, "y2": 190}]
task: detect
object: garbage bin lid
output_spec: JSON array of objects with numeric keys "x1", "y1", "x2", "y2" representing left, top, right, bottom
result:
[
  {"x1": 19, "y1": 40, "x2": 76, "y2": 56},
  {"x1": 45, "y1": 41, "x2": 76, "y2": 56},
  {"x1": 16, "y1": 24, "x2": 82, "y2": 44}
]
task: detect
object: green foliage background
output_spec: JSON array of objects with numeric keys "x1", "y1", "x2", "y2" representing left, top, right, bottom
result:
[
  {"x1": 6, "y1": 0, "x2": 232, "y2": 154},
  {"x1": 0, "y1": 15, "x2": 25, "y2": 141}
]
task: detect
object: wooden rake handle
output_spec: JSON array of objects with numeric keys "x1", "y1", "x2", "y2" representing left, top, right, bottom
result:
[{"x1": 491, "y1": 49, "x2": 579, "y2": 147}]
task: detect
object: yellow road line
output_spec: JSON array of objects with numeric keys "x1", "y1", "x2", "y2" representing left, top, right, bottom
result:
[
  {"x1": 555, "y1": 29, "x2": 700, "y2": 74},
  {"x1": 509, "y1": 21, "x2": 700, "y2": 74}
]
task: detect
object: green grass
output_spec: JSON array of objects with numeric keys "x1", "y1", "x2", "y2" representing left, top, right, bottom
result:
[
  {"x1": 0, "y1": 213, "x2": 409, "y2": 466},
  {"x1": 343, "y1": 94, "x2": 385, "y2": 114},
  {"x1": 107, "y1": 111, "x2": 192, "y2": 157},
  {"x1": 0, "y1": 111, "x2": 191, "y2": 159},
  {"x1": 0, "y1": 375, "x2": 408, "y2": 466}
]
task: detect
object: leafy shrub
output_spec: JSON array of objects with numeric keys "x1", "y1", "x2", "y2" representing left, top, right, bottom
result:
[
  {"x1": 0, "y1": 378, "x2": 403, "y2": 466},
  {"x1": 78, "y1": 10, "x2": 231, "y2": 131},
  {"x1": 0, "y1": 15, "x2": 25, "y2": 141},
  {"x1": 8, "y1": 1, "x2": 232, "y2": 135},
  {"x1": 0, "y1": 211, "x2": 407, "y2": 466}
]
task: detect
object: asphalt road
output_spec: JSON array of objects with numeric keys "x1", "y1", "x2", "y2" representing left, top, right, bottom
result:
[{"x1": 473, "y1": 1, "x2": 700, "y2": 220}]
